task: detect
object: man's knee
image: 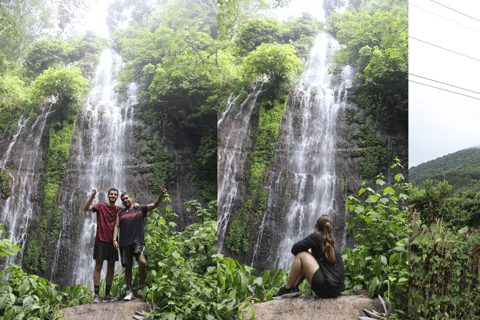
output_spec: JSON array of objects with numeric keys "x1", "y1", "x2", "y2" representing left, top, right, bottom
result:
[
  {"x1": 94, "y1": 259, "x2": 104, "y2": 270},
  {"x1": 124, "y1": 265, "x2": 133, "y2": 274},
  {"x1": 137, "y1": 255, "x2": 147, "y2": 267}
]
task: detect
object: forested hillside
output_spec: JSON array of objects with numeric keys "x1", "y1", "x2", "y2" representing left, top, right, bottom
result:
[{"x1": 409, "y1": 147, "x2": 480, "y2": 193}]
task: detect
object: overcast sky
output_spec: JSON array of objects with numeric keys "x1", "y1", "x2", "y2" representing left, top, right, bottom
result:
[
  {"x1": 273, "y1": 0, "x2": 325, "y2": 21},
  {"x1": 82, "y1": 0, "x2": 110, "y2": 38},
  {"x1": 409, "y1": 0, "x2": 480, "y2": 168}
]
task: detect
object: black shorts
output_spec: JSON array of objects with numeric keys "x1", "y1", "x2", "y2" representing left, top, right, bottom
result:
[
  {"x1": 120, "y1": 243, "x2": 148, "y2": 267},
  {"x1": 93, "y1": 241, "x2": 119, "y2": 261},
  {"x1": 311, "y1": 268, "x2": 342, "y2": 298}
]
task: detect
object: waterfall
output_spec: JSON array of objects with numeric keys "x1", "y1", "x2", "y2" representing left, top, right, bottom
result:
[
  {"x1": 218, "y1": 32, "x2": 354, "y2": 270},
  {"x1": 57, "y1": 48, "x2": 138, "y2": 287},
  {"x1": 274, "y1": 33, "x2": 353, "y2": 268},
  {"x1": 0, "y1": 105, "x2": 53, "y2": 266},
  {"x1": 217, "y1": 83, "x2": 265, "y2": 251}
]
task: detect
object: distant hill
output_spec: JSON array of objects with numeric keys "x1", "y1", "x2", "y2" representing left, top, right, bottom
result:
[{"x1": 409, "y1": 147, "x2": 480, "y2": 192}]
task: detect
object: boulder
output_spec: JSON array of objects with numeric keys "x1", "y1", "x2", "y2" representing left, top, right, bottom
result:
[
  {"x1": 241, "y1": 294, "x2": 383, "y2": 320},
  {"x1": 57, "y1": 300, "x2": 150, "y2": 320}
]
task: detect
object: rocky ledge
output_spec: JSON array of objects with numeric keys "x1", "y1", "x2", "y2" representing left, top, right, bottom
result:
[
  {"x1": 56, "y1": 300, "x2": 150, "y2": 320},
  {"x1": 241, "y1": 294, "x2": 383, "y2": 320}
]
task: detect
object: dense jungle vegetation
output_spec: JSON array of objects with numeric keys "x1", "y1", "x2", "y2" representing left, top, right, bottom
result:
[{"x1": 409, "y1": 150, "x2": 480, "y2": 317}]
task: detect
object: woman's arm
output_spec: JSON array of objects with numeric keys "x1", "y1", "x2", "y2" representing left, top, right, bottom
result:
[{"x1": 291, "y1": 232, "x2": 320, "y2": 255}]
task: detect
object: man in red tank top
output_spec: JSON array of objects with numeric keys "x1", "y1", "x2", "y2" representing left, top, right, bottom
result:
[{"x1": 83, "y1": 185, "x2": 123, "y2": 303}]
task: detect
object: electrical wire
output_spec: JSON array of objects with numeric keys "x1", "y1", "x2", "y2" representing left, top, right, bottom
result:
[
  {"x1": 410, "y1": 3, "x2": 480, "y2": 34},
  {"x1": 409, "y1": 37, "x2": 480, "y2": 62},
  {"x1": 431, "y1": 0, "x2": 480, "y2": 23},
  {"x1": 409, "y1": 80, "x2": 480, "y2": 101},
  {"x1": 409, "y1": 74, "x2": 480, "y2": 95}
]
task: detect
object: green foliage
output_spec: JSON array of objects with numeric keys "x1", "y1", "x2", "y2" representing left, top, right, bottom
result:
[
  {"x1": 236, "y1": 18, "x2": 282, "y2": 54},
  {"x1": 224, "y1": 214, "x2": 248, "y2": 256},
  {"x1": 66, "y1": 31, "x2": 105, "y2": 63},
  {"x1": 192, "y1": 135, "x2": 217, "y2": 202},
  {"x1": 243, "y1": 43, "x2": 303, "y2": 83},
  {"x1": 346, "y1": 107, "x2": 354, "y2": 125},
  {"x1": 0, "y1": 224, "x2": 21, "y2": 259},
  {"x1": 248, "y1": 97, "x2": 287, "y2": 194},
  {"x1": 350, "y1": 149, "x2": 363, "y2": 158},
  {"x1": 24, "y1": 39, "x2": 68, "y2": 76},
  {"x1": 410, "y1": 179, "x2": 480, "y2": 230},
  {"x1": 344, "y1": 162, "x2": 409, "y2": 311},
  {"x1": 225, "y1": 199, "x2": 252, "y2": 255},
  {"x1": 255, "y1": 188, "x2": 269, "y2": 221},
  {"x1": 409, "y1": 225, "x2": 480, "y2": 319},
  {"x1": 350, "y1": 118, "x2": 388, "y2": 179},
  {"x1": 0, "y1": 170, "x2": 9, "y2": 194},
  {"x1": 139, "y1": 135, "x2": 176, "y2": 193},
  {"x1": 0, "y1": 263, "x2": 93, "y2": 319},
  {"x1": 358, "y1": 146, "x2": 387, "y2": 179},
  {"x1": 42, "y1": 119, "x2": 76, "y2": 214},
  {"x1": 32, "y1": 67, "x2": 88, "y2": 119},
  {"x1": 24, "y1": 219, "x2": 48, "y2": 273},
  {"x1": 50, "y1": 208, "x2": 64, "y2": 239},
  {"x1": 354, "y1": 114, "x2": 365, "y2": 125},
  {"x1": 409, "y1": 180, "x2": 452, "y2": 227},
  {"x1": 0, "y1": 73, "x2": 30, "y2": 116}
]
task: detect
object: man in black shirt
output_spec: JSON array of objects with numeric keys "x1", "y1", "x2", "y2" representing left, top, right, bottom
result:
[{"x1": 113, "y1": 186, "x2": 167, "y2": 301}]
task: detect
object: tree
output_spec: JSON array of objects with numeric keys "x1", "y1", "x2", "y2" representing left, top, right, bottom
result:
[
  {"x1": 242, "y1": 43, "x2": 302, "y2": 83},
  {"x1": 23, "y1": 38, "x2": 68, "y2": 76},
  {"x1": 32, "y1": 66, "x2": 88, "y2": 118},
  {"x1": 217, "y1": 0, "x2": 271, "y2": 42},
  {"x1": 236, "y1": 18, "x2": 282, "y2": 54}
]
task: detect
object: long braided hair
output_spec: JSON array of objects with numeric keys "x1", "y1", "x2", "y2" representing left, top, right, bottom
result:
[{"x1": 315, "y1": 215, "x2": 336, "y2": 265}]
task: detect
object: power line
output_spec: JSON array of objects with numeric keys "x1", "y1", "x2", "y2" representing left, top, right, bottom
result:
[
  {"x1": 431, "y1": 1, "x2": 480, "y2": 23},
  {"x1": 409, "y1": 74, "x2": 480, "y2": 95},
  {"x1": 410, "y1": 3, "x2": 480, "y2": 34},
  {"x1": 409, "y1": 80, "x2": 480, "y2": 101},
  {"x1": 409, "y1": 37, "x2": 480, "y2": 62}
]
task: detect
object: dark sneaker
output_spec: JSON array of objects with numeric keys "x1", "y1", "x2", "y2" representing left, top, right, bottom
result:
[
  {"x1": 272, "y1": 286, "x2": 301, "y2": 299},
  {"x1": 103, "y1": 294, "x2": 118, "y2": 302},
  {"x1": 124, "y1": 289, "x2": 134, "y2": 301},
  {"x1": 93, "y1": 294, "x2": 100, "y2": 303}
]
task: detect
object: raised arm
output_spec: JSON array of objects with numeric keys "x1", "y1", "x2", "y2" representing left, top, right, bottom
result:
[
  {"x1": 146, "y1": 186, "x2": 167, "y2": 212},
  {"x1": 113, "y1": 212, "x2": 120, "y2": 250},
  {"x1": 83, "y1": 185, "x2": 99, "y2": 211}
]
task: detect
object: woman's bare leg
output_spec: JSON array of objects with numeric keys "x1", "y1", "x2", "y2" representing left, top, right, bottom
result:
[{"x1": 285, "y1": 251, "x2": 320, "y2": 289}]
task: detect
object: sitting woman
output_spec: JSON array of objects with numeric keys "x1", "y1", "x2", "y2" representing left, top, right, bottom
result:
[{"x1": 272, "y1": 215, "x2": 344, "y2": 299}]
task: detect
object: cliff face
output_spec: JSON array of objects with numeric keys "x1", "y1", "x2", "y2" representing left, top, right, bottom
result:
[
  {"x1": 0, "y1": 49, "x2": 207, "y2": 288},
  {"x1": 218, "y1": 33, "x2": 407, "y2": 272}
]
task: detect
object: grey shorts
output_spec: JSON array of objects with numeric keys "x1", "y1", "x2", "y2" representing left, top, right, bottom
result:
[{"x1": 120, "y1": 243, "x2": 148, "y2": 267}]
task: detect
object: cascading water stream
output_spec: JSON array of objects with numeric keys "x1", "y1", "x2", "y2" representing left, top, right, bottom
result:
[
  {"x1": 217, "y1": 83, "x2": 265, "y2": 251},
  {"x1": 273, "y1": 32, "x2": 353, "y2": 268},
  {"x1": 65, "y1": 48, "x2": 138, "y2": 287},
  {"x1": 0, "y1": 105, "x2": 53, "y2": 267}
]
